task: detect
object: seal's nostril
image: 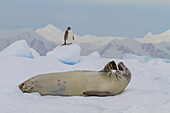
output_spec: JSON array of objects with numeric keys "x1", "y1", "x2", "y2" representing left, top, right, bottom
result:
[{"x1": 19, "y1": 83, "x2": 24, "y2": 90}]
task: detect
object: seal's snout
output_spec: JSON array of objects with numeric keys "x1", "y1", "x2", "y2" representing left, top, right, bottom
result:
[
  {"x1": 19, "y1": 82, "x2": 24, "y2": 90},
  {"x1": 18, "y1": 82, "x2": 26, "y2": 93},
  {"x1": 18, "y1": 79, "x2": 37, "y2": 93},
  {"x1": 18, "y1": 81, "x2": 30, "y2": 93}
]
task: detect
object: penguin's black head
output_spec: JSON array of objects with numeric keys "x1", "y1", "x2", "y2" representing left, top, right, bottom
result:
[{"x1": 67, "y1": 27, "x2": 71, "y2": 30}]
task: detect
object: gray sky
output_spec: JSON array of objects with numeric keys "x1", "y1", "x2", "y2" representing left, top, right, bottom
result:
[{"x1": 0, "y1": 0, "x2": 170, "y2": 37}]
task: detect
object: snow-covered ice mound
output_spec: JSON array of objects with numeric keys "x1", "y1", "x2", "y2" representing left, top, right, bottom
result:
[
  {"x1": 29, "y1": 48, "x2": 40, "y2": 58},
  {"x1": 47, "y1": 44, "x2": 81, "y2": 65},
  {"x1": 124, "y1": 53, "x2": 170, "y2": 63},
  {"x1": 0, "y1": 40, "x2": 40, "y2": 58},
  {"x1": 88, "y1": 51, "x2": 100, "y2": 59}
]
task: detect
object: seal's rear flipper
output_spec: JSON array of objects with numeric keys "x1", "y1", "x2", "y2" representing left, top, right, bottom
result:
[
  {"x1": 99, "y1": 61, "x2": 117, "y2": 72},
  {"x1": 83, "y1": 91, "x2": 111, "y2": 96}
]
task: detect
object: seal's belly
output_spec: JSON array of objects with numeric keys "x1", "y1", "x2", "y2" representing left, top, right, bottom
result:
[
  {"x1": 31, "y1": 71, "x2": 125, "y2": 96},
  {"x1": 19, "y1": 61, "x2": 131, "y2": 96}
]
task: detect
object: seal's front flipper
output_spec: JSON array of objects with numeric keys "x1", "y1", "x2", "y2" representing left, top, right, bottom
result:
[
  {"x1": 83, "y1": 91, "x2": 111, "y2": 96},
  {"x1": 99, "y1": 61, "x2": 117, "y2": 72}
]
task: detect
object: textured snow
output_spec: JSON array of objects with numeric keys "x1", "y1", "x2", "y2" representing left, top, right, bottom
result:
[
  {"x1": 47, "y1": 44, "x2": 81, "y2": 65},
  {"x1": 0, "y1": 40, "x2": 40, "y2": 58},
  {"x1": 30, "y1": 48, "x2": 40, "y2": 58},
  {"x1": 88, "y1": 51, "x2": 100, "y2": 59},
  {"x1": 0, "y1": 41, "x2": 170, "y2": 113},
  {"x1": 124, "y1": 53, "x2": 170, "y2": 63}
]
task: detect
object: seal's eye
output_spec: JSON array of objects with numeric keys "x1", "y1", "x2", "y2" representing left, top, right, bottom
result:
[{"x1": 19, "y1": 83, "x2": 24, "y2": 89}]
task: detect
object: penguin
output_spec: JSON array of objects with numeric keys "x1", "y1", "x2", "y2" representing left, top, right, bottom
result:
[{"x1": 63, "y1": 27, "x2": 74, "y2": 45}]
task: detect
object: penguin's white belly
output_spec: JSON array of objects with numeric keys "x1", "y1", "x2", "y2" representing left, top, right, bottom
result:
[{"x1": 67, "y1": 30, "x2": 73, "y2": 43}]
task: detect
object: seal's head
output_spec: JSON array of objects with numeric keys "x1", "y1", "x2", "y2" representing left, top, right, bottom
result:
[
  {"x1": 117, "y1": 62, "x2": 131, "y2": 81},
  {"x1": 19, "y1": 79, "x2": 37, "y2": 93},
  {"x1": 100, "y1": 61, "x2": 131, "y2": 81}
]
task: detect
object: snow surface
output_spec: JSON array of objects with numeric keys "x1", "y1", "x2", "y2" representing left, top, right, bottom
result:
[{"x1": 0, "y1": 41, "x2": 170, "y2": 113}]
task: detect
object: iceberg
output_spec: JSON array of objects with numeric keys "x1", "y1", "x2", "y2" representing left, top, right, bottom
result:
[
  {"x1": 0, "y1": 40, "x2": 40, "y2": 58},
  {"x1": 46, "y1": 44, "x2": 81, "y2": 65}
]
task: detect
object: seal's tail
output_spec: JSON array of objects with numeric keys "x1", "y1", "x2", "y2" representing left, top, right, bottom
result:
[{"x1": 100, "y1": 61, "x2": 117, "y2": 72}]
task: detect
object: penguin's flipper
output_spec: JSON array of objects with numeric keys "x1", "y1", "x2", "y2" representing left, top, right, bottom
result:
[
  {"x1": 83, "y1": 91, "x2": 111, "y2": 96},
  {"x1": 64, "y1": 30, "x2": 68, "y2": 43}
]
